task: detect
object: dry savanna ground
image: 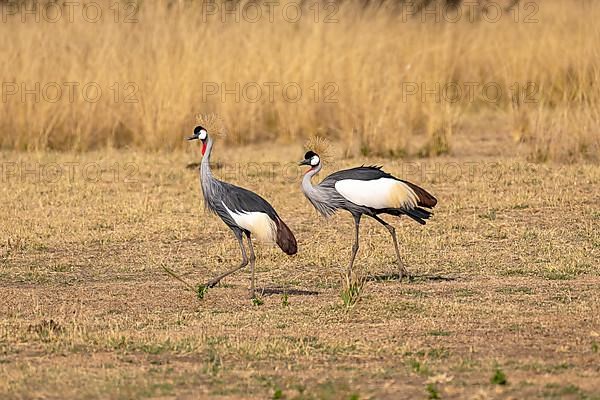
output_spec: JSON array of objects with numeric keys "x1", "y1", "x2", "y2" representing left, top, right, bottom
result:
[{"x1": 0, "y1": 141, "x2": 598, "y2": 399}]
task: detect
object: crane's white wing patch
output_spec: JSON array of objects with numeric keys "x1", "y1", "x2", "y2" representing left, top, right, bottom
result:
[
  {"x1": 222, "y1": 203, "x2": 277, "y2": 243},
  {"x1": 334, "y1": 178, "x2": 418, "y2": 210}
]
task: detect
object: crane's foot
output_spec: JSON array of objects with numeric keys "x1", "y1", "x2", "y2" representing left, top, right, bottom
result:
[
  {"x1": 205, "y1": 279, "x2": 220, "y2": 288},
  {"x1": 249, "y1": 291, "x2": 264, "y2": 306},
  {"x1": 397, "y1": 263, "x2": 412, "y2": 282}
]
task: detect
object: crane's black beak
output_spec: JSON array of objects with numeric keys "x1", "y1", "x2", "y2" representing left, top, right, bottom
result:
[
  {"x1": 298, "y1": 159, "x2": 310, "y2": 166},
  {"x1": 187, "y1": 133, "x2": 200, "y2": 141}
]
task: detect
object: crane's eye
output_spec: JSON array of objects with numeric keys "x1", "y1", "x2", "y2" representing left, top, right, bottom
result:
[
  {"x1": 199, "y1": 129, "x2": 207, "y2": 140},
  {"x1": 310, "y1": 155, "x2": 320, "y2": 166}
]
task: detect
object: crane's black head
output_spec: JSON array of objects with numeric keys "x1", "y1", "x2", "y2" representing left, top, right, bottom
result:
[
  {"x1": 188, "y1": 125, "x2": 210, "y2": 155},
  {"x1": 299, "y1": 150, "x2": 320, "y2": 167},
  {"x1": 187, "y1": 125, "x2": 208, "y2": 142}
]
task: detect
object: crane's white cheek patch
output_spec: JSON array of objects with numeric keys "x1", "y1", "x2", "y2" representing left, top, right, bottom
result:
[
  {"x1": 335, "y1": 178, "x2": 418, "y2": 209},
  {"x1": 224, "y1": 205, "x2": 277, "y2": 243}
]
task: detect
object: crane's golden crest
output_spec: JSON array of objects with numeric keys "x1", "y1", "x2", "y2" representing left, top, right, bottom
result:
[
  {"x1": 303, "y1": 136, "x2": 333, "y2": 163},
  {"x1": 195, "y1": 113, "x2": 228, "y2": 137}
]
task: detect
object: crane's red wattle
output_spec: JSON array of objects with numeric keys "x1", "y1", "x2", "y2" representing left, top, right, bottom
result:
[{"x1": 201, "y1": 142, "x2": 207, "y2": 155}]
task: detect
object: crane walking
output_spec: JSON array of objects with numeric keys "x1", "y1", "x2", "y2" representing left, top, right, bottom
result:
[
  {"x1": 188, "y1": 124, "x2": 297, "y2": 298},
  {"x1": 299, "y1": 150, "x2": 437, "y2": 279}
]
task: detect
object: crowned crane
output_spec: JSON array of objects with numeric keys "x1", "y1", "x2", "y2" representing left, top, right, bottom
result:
[
  {"x1": 299, "y1": 151, "x2": 437, "y2": 279},
  {"x1": 188, "y1": 126, "x2": 297, "y2": 298}
]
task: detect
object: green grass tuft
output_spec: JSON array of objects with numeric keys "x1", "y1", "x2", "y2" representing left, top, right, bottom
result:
[
  {"x1": 281, "y1": 292, "x2": 289, "y2": 307},
  {"x1": 340, "y1": 273, "x2": 366, "y2": 308},
  {"x1": 196, "y1": 284, "x2": 209, "y2": 300},
  {"x1": 426, "y1": 383, "x2": 440, "y2": 399},
  {"x1": 252, "y1": 297, "x2": 264, "y2": 306},
  {"x1": 491, "y1": 368, "x2": 507, "y2": 385}
]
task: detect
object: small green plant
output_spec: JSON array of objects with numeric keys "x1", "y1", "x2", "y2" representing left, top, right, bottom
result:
[
  {"x1": 428, "y1": 347, "x2": 449, "y2": 359},
  {"x1": 428, "y1": 330, "x2": 451, "y2": 337},
  {"x1": 252, "y1": 296, "x2": 264, "y2": 306},
  {"x1": 407, "y1": 359, "x2": 429, "y2": 375},
  {"x1": 543, "y1": 383, "x2": 585, "y2": 398},
  {"x1": 592, "y1": 341, "x2": 598, "y2": 353},
  {"x1": 196, "y1": 284, "x2": 209, "y2": 300},
  {"x1": 491, "y1": 368, "x2": 507, "y2": 385},
  {"x1": 426, "y1": 383, "x2": 440, "y2": 399},
  {"x1": 555, "y1": 384, "x2": 582, "y2": 396},
  {"x1": 272, "y1": 388, "x2": 283, "y2": 399},
  {"x1": 281, "y1": 291, "x2": 289, "y2": 307},
  {"x1": 410, "y1": 359, "x2": 421, "y2": 373},
  {"x1": 340, "y1": 272, "x2": 366, "y2": 308}
]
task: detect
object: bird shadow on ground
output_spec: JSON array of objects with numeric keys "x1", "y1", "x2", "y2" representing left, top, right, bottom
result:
[
  {"x1": 260, "y1": 287, "x2": 320, "y2": 296},
  {"x1": 367, "y1": 273, "x2": 459, "y2": 283}
]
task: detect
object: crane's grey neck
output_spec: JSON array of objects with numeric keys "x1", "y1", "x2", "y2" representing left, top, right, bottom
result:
[
  {"x1": 301, "y1": 163, "x2": 322, "y2": 196},
  {"x1": 200, "y1": 137, "x2": 218, "y2": 201},
  {"x1": 301, "y1": 163, "x2": 336, "y2": 217},
  {"x1": 200, "y1": 137, "x2": 214, "y2": 173}
]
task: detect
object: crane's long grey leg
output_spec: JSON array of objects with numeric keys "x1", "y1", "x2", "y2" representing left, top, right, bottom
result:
[
  {"x1": 206, "y1": 230, "x2": 248, "y2": 287},
  {"x1": 347, "y1": 214, "x2": 361, "y2": 275},
  {"x1": 370, "y1": 215, "x2": 410, "y2": 281},
  {"x1": 245, "y1": 232, "x2": 257, "y2": 299}
]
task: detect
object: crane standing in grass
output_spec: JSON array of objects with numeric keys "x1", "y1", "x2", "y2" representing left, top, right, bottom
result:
[
  {"x1": 299, "y1": 149, "x2": 437, "y2": 279},
  {"x1": 188, "y1": 116, "x2": 297, "y2": 298}
]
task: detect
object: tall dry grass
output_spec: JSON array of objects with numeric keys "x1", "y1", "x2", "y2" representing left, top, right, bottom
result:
[{"x1": 0, "y1": 0, "x2": 598, "y2": 161}]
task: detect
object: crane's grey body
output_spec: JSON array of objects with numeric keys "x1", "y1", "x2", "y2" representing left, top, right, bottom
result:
[
  {"x1": 300, "y1": 151, "x2": 437, "y2": 279},
  {"x1": 302, "y1": 163, "x2": 434, "y2": 223},
  {"x1": 200, "y1": 138, "x2": 280, "y2": 231},
  {"x1": 302, "y1": 164, "x2": 392, "y2": 218},
  {"x1": 190, "y1": 127, "x2": 296, "y2": 298}
]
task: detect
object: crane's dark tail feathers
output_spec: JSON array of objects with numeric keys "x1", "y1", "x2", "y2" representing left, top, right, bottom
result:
[
  {"x1": 402, "y1": 180, "x2": 438, "y2": 208},
  {"x1": 384, "y1": 206, "x2": 434, "y2": 225},
  {"x1": 404, "y1": 207, "x2": 433, "y2": 225},
  {"x1": 275, "y1": 218, "x2": 297, "y2": 255}
]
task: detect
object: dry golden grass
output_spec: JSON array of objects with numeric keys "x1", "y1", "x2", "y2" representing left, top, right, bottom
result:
[
  {"x1": 1, "y1": 143, "x2": 599, "y2": 398},
  {"x1": 1, "y1": 0, "x2": 599, "y2": 161}
]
